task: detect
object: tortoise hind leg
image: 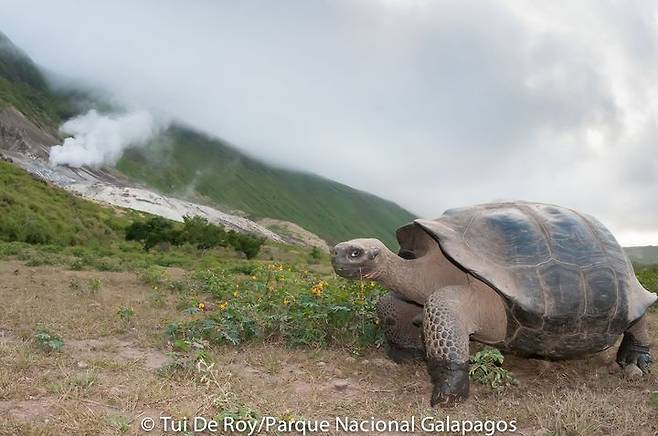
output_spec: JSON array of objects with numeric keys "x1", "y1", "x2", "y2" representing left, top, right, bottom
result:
[
  {"x1": 616, "y1": 315, "x2": 653, "y2": 374},
  {"x1": 376, "y1": 292, "x2": 424, "y2": 363}
]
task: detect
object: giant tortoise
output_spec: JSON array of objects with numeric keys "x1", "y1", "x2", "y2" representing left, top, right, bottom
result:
[{"x1": 331, "y1": 201, "x2": 656, "y2": 406}]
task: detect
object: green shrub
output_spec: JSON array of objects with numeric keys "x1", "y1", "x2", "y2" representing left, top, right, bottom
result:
[
  {"x1": 125, "y1": 216, "x2": 177, "y2": 251},
  {"x1": 177, "y1": 216, "x2": 228, "y2": 250},
  {"x1": 125, "y1": 215, "x2": 264, "y2": 259},
  {"x1": 34, "y1": 325, "x2": 64, "y2": 352},
  {"x1": 228, "y1": 231, "x2": 265, "y2": 259},
  {"x1": 308, "y1": 246, "x2": 323, "y2": 264},
  {"x1": 117, "y1": 306, "x2": 135, "y2": 324},
  {"x1": 167, "y1": 264, "x2": 385, "y2": 350},
  {"x1": 469, "y1": 347, "x2": 516, "y2": 390}
]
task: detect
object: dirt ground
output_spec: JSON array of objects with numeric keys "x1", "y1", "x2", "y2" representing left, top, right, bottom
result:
[{"x1": 0, "y1": 260, "x2": 656, "y2": 435}]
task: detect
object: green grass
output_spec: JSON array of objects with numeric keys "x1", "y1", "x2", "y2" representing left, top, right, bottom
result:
[
  {"x1": 0, "y1": 161, "x2": 135, "y2": 245},
  {"x1": 636, "y1": 264, "x2": 658, "y2": 294},
  {"x1": 166, "y1": 262, "x2": 386, "y2": 351},
  {"x1": 116, "y1": 127, "x2": 416, "y2": 248}
]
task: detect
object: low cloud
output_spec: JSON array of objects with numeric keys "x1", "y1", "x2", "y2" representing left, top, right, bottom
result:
[
  {"x1": 2, "y1": 1, "x2": 658, "y2": 244},
  {"x1": 49, "y1": 110, "x2": 165, "y2": 168}
]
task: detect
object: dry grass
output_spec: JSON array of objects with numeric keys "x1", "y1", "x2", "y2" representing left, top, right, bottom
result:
[{"x1": 0, "y1": 260, "x2": 656, "y2": 435}]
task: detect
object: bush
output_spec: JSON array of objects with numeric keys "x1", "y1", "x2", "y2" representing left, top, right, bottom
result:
[
  {"x1": 228, "y1": 231, "x2": 265, "y2": 259},
  {"x1": 309, "y1": 246, "x2": 323, "y2": 260},
  {"x1": 177, "y1": 216, "x2": 228, "y2": 250},
  {"x1": 34, "y1": 325, "x2": 64, "y2": 352},
  {"x1": 125, "y1": 216, "x2": 177, "y2": 251},
  {"x1": 167, "y1": 263, "x2": 385, "y2": 350},
  {"x1": 125, "y1": 215, "x2": 264, "y2": 258},
  {"x1": 469, "y1": 347, "x2": 516, "y2": 390}
]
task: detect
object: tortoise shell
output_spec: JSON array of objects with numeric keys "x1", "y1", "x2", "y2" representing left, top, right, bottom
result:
[{"x1": 397, "y1": 201, "x2": 657, "y2": 357}]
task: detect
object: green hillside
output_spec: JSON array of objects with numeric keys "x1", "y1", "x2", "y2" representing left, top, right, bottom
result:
[
  {"x1": 0, "y1": 30, "x2": 416, "y2": 247},
  {"x1": 625, "y1": 246, "x2": 658, "y2": 266},
  {"x1": 0, "y1": 160, "x2": 129, "y2": 245},
  {"x1": 116, "y1": 128, "x2": 415, "y2": 247},
  {"x1": 0, "y1": 31, "x2": 73, "y2": 130}
]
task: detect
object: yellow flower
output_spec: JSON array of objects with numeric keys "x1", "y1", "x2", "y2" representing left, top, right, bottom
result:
[
  {"x1": 310, "y1": 282, "x2": 324, "y2": 297},
  {"x1": 283, "y1": 298, "x2": 290, "y2": 306},
  {"x1": 218, "y1": 301, "x2": 229, "y2": 311},
  {"x1": 233, "y1": 290, "x2": 240, "y2": 298},
  {"x1": 251, "y1": 275, "x2": 257, "y2": 280},
  {"x1": 198, "y1": 302, "x2": 206, "y2": 310}
]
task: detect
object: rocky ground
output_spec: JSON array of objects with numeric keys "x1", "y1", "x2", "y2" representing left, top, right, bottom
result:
[{"x1": 0, "y1": 260, "x2": 656, "y2": 435}]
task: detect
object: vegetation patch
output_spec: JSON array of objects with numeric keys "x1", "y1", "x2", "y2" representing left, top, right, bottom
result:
[
  {"x1": 166, "y1": 263, "x2": 385, "y2": 350},
  {"x1": 116, "y1": 127, "x2": 415, "y2": 248},
  {"x1": 125, "y1": 215, "x2": 265, "y2": 259},
  {"x1": 469, "y1": 347, "x2": 516, "y2": 390},
  {"x1": 34, "y1": 325, "x2": 64, "y2": 352},
  {"x1": 0, "y1": 161, "x2": 131, "y2": 246}
]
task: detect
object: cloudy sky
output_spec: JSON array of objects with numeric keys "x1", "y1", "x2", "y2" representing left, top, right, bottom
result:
[{"x1": 1, "y1": 1, "x2": 657, "y2": 245}]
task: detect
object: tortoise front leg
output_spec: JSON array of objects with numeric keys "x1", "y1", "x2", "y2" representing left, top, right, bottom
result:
[
  {"x1": 377, "y1": 291, "x2": 425, "y2": 363},
  {"x1": 617, "y1": 315, "x2": 653, "y2": 374},
  {"x1": 424, "y1": 286, "x2": 472, "y2": 406}
]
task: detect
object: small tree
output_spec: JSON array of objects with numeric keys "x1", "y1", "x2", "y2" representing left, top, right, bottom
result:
[
  {"x1": 177, "y1": 216, "x2": 227, "y2": 250},
  {"x1": 228, "y1": 231, "x2": 265, "y2": 259},
  {"x1": 125, "y1": 216, "x2": 177, "y2": 251},
  {"x1": 309, "y1": 246, "x2": 322, "y2": 260}
]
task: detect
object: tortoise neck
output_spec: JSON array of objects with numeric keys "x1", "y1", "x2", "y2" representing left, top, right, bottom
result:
[
  {"x1": 372, "y1": 245, "x2": 469, "y2": 305},
  {"x1": 373, "y1": 250, "x2": 427, "y2": 303}
]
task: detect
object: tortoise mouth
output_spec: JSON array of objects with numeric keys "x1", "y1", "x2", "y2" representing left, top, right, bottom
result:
[{"x1": 331, "y1": 260, "x2": 372, "y2": 279}]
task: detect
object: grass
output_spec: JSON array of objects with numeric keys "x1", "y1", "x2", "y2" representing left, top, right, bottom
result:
[
  {"x1": 636, "y1": 263, "x2": 658, "y2": 294},
  {"x1": 166, "y1": 263, "x2": 386, "y2": 351},
  {"x1": 116, "y1": 127, "x2": 416, "y2": 248},
  {"x1": 0, "y1": 160, "x2": 133, "y2": 246},
  {"x1": 0, "y1": 256, "x2": 656, "y2": 435}
]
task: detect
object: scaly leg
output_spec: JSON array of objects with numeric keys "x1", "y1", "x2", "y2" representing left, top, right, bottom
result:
[
  {"x1": 616, "y1": 315, "x2": 653, "y2": 373},
  {"x1": 377, "y1": 291, "x2": 424, "y2": 362},
  {"x1": 424, "y1": 286, "x2": 472, "y2": 406}
]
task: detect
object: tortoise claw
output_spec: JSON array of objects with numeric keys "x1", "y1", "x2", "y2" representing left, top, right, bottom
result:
[
  {"x1": 616, "y1": 334, "x2": 652, "y2": 374},
  {"x1": 430, "y1": 387, "x2": 467, "y2": 407},
  {"x1": 427, "y1": 360, "x2": 470, "y2": 407}
]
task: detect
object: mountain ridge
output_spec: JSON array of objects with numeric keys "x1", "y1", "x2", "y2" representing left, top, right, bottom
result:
[{"x1": 0, "y1": 30, "x2": 416, "y2": 248}]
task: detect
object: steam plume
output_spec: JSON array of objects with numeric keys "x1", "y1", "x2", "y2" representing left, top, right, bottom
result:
[{"x1": 49, "y1": 109, "x2": 165, "y2": 168}]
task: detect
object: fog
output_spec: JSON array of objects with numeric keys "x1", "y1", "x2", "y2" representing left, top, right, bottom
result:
[{"x1": 1, "y1": 1, "x2": 657, "y2": 245}]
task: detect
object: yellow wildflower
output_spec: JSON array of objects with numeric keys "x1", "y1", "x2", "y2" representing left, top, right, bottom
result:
[
  {"x1": 198, "y1": 302, "x2": 206, "y2": 310},
  {"x1": 218, "y1": 301, "x2": 229, "y2": 311},
  {"x1": 311, "y1": 281, "x2": 325, "y2": 297}
]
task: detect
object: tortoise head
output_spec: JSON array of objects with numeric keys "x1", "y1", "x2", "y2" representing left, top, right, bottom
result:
[{"x1": 331, "y1": 238, "x2": 387, "y2": 280}]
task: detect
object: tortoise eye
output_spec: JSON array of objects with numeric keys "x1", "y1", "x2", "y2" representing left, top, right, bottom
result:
[{"x1": 349, "y1": 249, "x2": 362, "y2": 258}]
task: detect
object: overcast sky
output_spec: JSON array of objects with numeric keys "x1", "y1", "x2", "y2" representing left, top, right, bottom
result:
[{"x1": 1, "y1": 1, "x2": 657, "y2": 245}]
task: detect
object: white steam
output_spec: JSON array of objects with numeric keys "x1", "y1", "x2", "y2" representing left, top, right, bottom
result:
[{"x1": 49, "y1": 109, "x2": 164, "y2": 168}]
